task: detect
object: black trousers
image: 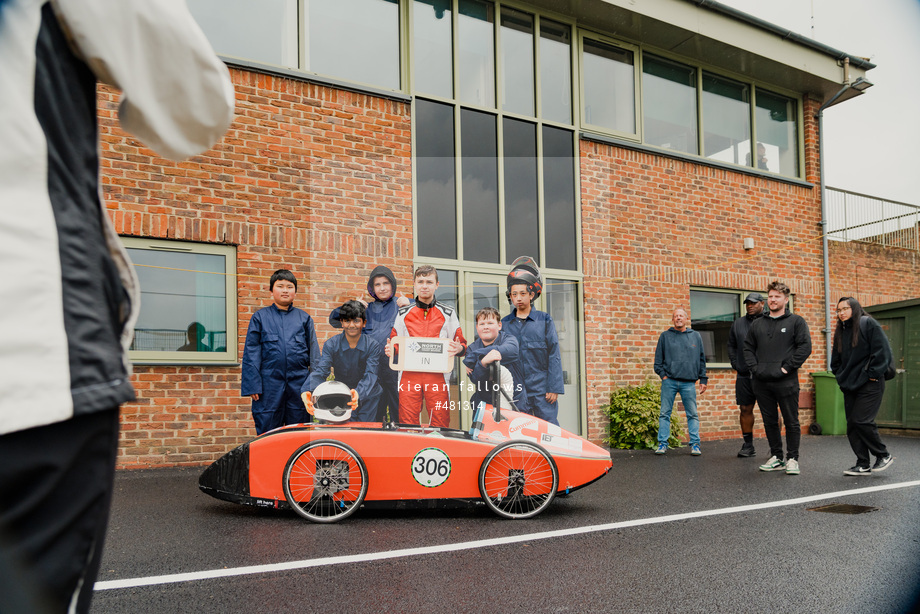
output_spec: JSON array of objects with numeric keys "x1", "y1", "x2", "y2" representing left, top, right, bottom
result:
[
  {"x1": 753, "y1": 379, "x2": 800, "y2": 461},
  {"x1": 844, "y1": 379, "x2": 888, "y2": 468},
  {"x1": 0, "y1": 407, "x2": 120, "y2": 613}
]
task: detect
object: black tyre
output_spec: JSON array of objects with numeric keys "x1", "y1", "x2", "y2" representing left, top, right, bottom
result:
[
  {"x1": 478, "y1": 440, "x2": 558, "y2": 519},
  {"x1": 283, "y1": 440, "x2": 368, "y2": 523}
]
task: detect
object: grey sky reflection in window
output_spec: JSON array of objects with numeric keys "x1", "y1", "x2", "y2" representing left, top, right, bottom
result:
[
  {"x1": 583, "y1": 39, "x2": 635, "y2": 134},
  {"x1": 187, "y1": 0, "x2": 297, "y2": 67},
  {"x1": 500, "y1": 8, "x2": 534, "y2": 117},
  {"x1": 306, "y1": 0, "x2": 400, "y2": 90},
  {"x1": 458, "y1": 0, "x2": 495, "y2": 107},
  {"x1": 703, "y1": 73, "x2": 751, "y2": 165},
  {"x1": 539, "y1": 19, "x2": 571, "y2": 125},
  {"x1": 416, "y1": 99, "x2": 457, "y2": 259},
  {"x1": 126, "y1": 249, "x2": 228, "y2": 353},
  {"x1": 756, "y1": 90, "x2": 798, "y2": 176},
  {"x1": 643, "y1": 55, "x2": 698, "y2": 155},
  {"x1": 414, "y1": 0, "x2": 453, "y2": 98},
  {"x1": 462, "y1": 109, "x2": 500, "y2": 263}
]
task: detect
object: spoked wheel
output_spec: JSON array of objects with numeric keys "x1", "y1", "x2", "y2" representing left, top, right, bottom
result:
[
  {"x1": 478, "y1": 441, "x2": 558, "y2": 519},
  {"x1": 283, "y1": 440, "x2": 368, "y2": 523}
]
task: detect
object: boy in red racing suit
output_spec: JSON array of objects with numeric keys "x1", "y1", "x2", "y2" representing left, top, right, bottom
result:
[{"x1": 386, "y1": 265, "x2": 466, "y2": 427}]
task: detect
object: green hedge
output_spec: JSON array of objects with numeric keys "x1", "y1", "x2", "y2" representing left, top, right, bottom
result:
[{"x1": 601, "y1": 380, "x2": 683, "y2": 450}]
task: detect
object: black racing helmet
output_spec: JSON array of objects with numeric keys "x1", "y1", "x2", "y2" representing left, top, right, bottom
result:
[
  {"x1": 312, "y1": 380, "x2": 353, "y2": 423},
  {"x1": 505, "y1": 256, "x2": 543, "y2": 304}
]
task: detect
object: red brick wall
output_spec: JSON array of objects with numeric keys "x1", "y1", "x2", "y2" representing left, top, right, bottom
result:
[
  {"x1": 580, "y1": 98, "x2": 827, "y2": 443},
  {"x1": 829, "y1": 241, "x2": 920, "y2": 308},
  {"x1": 101, "y1": 69, "x2": 413, "y2": 468}
]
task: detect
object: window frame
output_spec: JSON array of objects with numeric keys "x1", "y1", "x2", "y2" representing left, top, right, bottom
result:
[
  {"x1": 578, "y1": 31, "x2": 641, "y2": 141},
  {"x1": 690, "y1": 286, "x2": 795, "y2": 368},
  {"x1": 122, "y1": 237, "x2": 239, "y2": 366}
]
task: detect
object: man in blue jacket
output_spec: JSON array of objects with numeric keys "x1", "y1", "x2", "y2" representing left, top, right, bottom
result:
[
  {"x1": 242, "y1": 269, "x2": 320, "y2": 434},
  {"x1": 329, "y1": 265, "x2": 408, "y2": 421},
  {"x1": 304, "y1": 301, "x2": 381, "y2": 422},
  {"x1": 654, "y1": 308, "x2": 708, "y2": 456},
  {"x1": 464, "y1": 307, "x2": 525, "y2": 410},
  {"x1": 501, "y1": 257, "x2": 564, "y2": 426}
]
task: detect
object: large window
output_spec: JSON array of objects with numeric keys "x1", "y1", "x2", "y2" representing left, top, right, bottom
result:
[
  {"x1": 500, "y1": 7, "x2": 535, "y2": 116},
  {"x1": 123, "y1": 238, "x2": 238, "y2": 364},
  {"x1": 461, "y1": 109, "x2": 500, "y2": 262},
  {"x1": 412, "y1": 3, "x2": 578, "y2": 271},
  {"x1": 187, "y1": 0, "x2": 298, "y2": 67},
  {"x1": 305, "y1": 0, "x2": 401, "y2": 90},
  {"x1": 689, "y1": 289, "x2": 742, "y2": 365},
  {"x1": 413, "y1": 0, "x2": 453, "y2": 97},
  {"x1": 642, "y1": 55, "x2": 698, "y2": 155},
  {"x1": 189, "y1": 0, "x2": 401, "y2": 90},
  {"x1": 581, "y1": 37, "x2": 636, "y2": 136},
  {"x1": 416, "y1": 99, "x2": 458, "y2": 259},
  {"x1": 755, "y1": 90, "x2": 798, "y2": 177},
  {"x1": 458, "y1": 0, "x2": 496, "y2": 107},
  {"x1": 702, "y1": 73, "x2": 751, "y2": 165},
  {"x1": 503, "y1": 117, "x2": 539, "y2": 263},
  {"x1": 539, "y1": 19, "x2": 572, "y2": 124}
]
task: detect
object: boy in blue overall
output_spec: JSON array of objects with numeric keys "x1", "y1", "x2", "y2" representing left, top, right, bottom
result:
[
  {"x1": 328, "y1": 265, "x2": 408, "y2": 421},
  {"x1": 464, "y1": 307, "x2": 525, "y2": 410},
  {"x1": 500, "y1": 257, "x2": 564, "y2": 425},
  {"x1": 242, "y1": 269, "x2": 320, "y2": 434},
  {"x1": 304, "y1": 301, "x2": 381, "y2": 422}
]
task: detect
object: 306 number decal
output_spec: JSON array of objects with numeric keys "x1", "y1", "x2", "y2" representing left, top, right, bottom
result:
[{"x1": 411, "y1": 448, "x2": 451, "y2": 487}]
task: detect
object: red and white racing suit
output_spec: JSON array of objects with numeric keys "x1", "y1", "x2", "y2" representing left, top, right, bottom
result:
[{"x1": 390, "y1": 299, "x2": 467, "y2": 427}]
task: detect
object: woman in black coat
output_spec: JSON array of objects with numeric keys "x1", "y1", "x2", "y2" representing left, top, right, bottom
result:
[{"x1": 831, "y1": 297, "x2": 895, "y2": 476}]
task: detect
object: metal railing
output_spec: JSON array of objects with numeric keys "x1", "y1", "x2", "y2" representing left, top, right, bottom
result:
[{"x1": 827, "y1": 188, "x2": 920, "y2": 251}]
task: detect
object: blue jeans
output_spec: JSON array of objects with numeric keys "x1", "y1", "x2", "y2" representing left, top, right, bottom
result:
[{"x1": 658, "y1": 378, "x2": 700, "y2": 446}]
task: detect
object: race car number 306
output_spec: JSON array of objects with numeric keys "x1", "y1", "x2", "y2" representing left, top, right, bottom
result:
[{"x1": 411, "y1": 448, "x2": 451, "y2": 487}]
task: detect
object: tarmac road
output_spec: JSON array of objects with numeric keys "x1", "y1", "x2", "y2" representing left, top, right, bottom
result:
[{"x1": 92, "y1": 434, "x2": 920, "y2": 613}]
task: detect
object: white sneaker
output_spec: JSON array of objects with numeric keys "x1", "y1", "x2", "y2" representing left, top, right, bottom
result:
[
  {"x1": 785, "y1": 459, "x2": 800, "y2": 475},
  {"x1": 759, "y1": 455, "x2": 785, "y2": 472}
]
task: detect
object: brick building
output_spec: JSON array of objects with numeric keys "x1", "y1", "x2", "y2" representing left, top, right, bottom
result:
[{"x1": 100, "y1": 0, "x2": 917, "y2": 468}]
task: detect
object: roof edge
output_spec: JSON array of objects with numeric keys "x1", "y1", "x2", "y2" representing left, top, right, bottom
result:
[{"x1": 685, "y1": 0, "x2": 877, "y2": 70}]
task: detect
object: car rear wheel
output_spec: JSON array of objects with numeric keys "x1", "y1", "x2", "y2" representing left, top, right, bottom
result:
[
  {"x1": 283, "y1": 440, "x2": 368, "y2": 523},
  {"x1": 478, "y1": 441, "x2": 558, "y2": 519}
]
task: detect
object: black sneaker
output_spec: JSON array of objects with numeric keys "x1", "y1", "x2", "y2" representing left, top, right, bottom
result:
[
  {"x1": 843, "y1": 465, "x2": 871, "y2": 476},
  {"x1": 872, "y1": 455, "x2": 894, "y2": 472},
  {"x1": 737, "y1": 443, "x2": 756, "y2": 458}
]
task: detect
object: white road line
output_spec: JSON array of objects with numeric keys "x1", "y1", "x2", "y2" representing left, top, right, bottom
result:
[{"x1": 95, "y1": 479, "x2": 920, "y2": 591}]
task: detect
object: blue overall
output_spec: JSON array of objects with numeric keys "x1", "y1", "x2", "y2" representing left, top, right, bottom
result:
[
  {"x1": 302, "y1": 333, "x2": 382, "y2": 422},
  {"x1": 242, "y1": 304, "x2": 319, "y2": 434}
]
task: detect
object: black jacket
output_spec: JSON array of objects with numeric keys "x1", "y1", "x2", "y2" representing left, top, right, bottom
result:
[
  {"x1": 831, "y1": 316, "x2": 893, "y2": 393},
  {"x1": 728, "y1": 311, "x2": 763, "y2": 375},
  {"x1": 743, "y1": 311, "x2": 812, "y2": 383}
]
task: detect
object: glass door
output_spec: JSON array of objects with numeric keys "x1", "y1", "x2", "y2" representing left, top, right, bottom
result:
[
  {"x1": 458, "y1": 273, "x2": 504, "y2": 429},
  {"x1": 459, "y1": 272, "x2": 582, "y2": 434}
]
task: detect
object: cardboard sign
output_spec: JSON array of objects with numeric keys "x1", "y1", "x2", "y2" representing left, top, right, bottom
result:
[{"x1": 388, "y1": 336, "x2": 452, "y2": 373}]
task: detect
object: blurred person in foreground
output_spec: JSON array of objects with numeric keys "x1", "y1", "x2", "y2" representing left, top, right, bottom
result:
[{"x1": 0, "y1": 0, "x2": 234, "y2": 611}]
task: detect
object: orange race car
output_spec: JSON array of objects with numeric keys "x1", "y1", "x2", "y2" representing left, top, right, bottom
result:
[{"x1": 200, "y1": 374, "x2": 612, "y2": 523}]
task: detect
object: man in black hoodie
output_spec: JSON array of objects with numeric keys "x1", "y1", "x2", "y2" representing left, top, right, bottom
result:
[
  {"x1": 743, "y1": 281, "x2": 812, "y2": 475},
  {"x1": 728, "y1": 293, "x2": 765, "y2": 457}
]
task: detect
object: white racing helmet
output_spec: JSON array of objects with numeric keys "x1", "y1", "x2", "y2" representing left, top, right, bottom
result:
[{"x1": 312, "y1": 380, "x2": 353, "y2": 423}]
